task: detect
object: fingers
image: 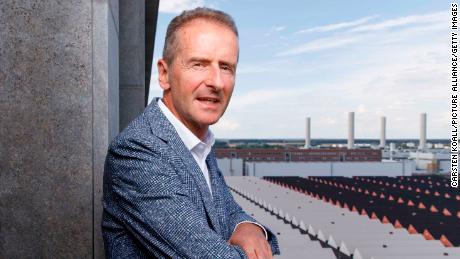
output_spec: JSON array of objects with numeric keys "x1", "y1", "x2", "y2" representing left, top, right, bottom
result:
[
  {"x1": 253, "y1": 240, "x2": 273, "y2": 259},
  {"x1": 246, "y1": 249, "x2": 257, "y2": 259},
  {"x1": 228, "y1": 222, "x2": 273, "y2": 259},
  {"x1": 264, "y1": 240, "x2": 273, "y2": 259},
  {"x1": 241, "y1": 240, "x2": 272, "y2": 259},
  {"x1": 267, "y1": 242, "x2": 273, "y2": 258}
]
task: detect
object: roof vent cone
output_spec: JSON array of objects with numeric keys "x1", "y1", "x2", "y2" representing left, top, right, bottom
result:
[
  {"x1": 339, "y1": 241, "x2": 351, "y2": 256},
  {"x1": 291, "y1": 216, "x2": 299, "y2": 227},
  {"x1": 307, "y1": 224, "x2": 316, "y2": 236},
  {"x1": 317, "y1": 229, "x2": 326, "y2": 242},
  {"x1": 348, "y1": 112, "x2": 355, "y2": 149},
  {"x1": 327, "y1": 235, "x2": 338, "y2": 248},
  {"x1": 352, "y1": 248, "x2": 364, "y2": 259},
  {"x1": 299, "y1": 220, "x2": 306, "y2": 231},
  {"x1": 267, "y1": 204, "x2": 273, "y2": 212},
  {"x1": 284, "y1": 213, "x2": 291, "y2": 224},
  {"x1": 278, "y1": 209, "x2": 284, "y2": 219}
]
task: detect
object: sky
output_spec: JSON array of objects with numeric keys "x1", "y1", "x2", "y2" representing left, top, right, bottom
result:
[{"x1": 148, "y1": 0, "x2": 451, "y2": 139}]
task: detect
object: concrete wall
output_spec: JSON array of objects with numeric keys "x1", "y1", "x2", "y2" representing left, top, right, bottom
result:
[
  {"x1": 0, "y1": 0, "x2": 118, "y2": 257},
  {"x1": 119, "y1": 0, "x2": 146, "y2": 130},
  {"x1": 245, "y1": 161, "x2": 414, "y2": 178}
]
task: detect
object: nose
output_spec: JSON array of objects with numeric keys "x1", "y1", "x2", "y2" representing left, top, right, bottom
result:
[{"x1": 205, "y1": 65, "x2": 224, "y2": 90}]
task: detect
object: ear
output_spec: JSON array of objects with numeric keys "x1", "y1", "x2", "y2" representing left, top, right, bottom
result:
[{"x1": 157, "y1": 59, "x2": 170, "y2": 90}]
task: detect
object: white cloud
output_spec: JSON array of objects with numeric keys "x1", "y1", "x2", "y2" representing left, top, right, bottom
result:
[
  {"x1": 275, "y1": 26, "x2": 286, "y2": 32},
  {"x1": 277, "y1": 11, "x2": 448, "y2": 57},
  {"x1": 350, "y1": 11, "x2": 445, "y2": 33},
  {"x1": 217, "y1": 12, "x2": 448, "y2": 138},
  {"x1": 295, "y1": 16, "x2": 377, "y2": 34},
  {"x1": 236, "y1": 64, "x2": 276, "y2": 75},
  {"x1": 212, "y1": 117, "x2": 241, "y2": 132},
  {"x1": 159, "y1": 0, "x2": 205, "y2": 13},
  {"x1": 276, "y1": 36, "x2": 361, "y2": 56},
  {"x1": 228, "y1": 88, "x2": 311, "y2": 111}
]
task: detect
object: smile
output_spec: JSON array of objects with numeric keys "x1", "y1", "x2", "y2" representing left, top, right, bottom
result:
[{"x1": 197, "y1": 97, "x2": 220, "y2": 103}]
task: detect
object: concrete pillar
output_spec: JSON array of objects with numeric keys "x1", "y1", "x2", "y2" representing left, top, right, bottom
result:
[
  {"x1": 305, "y1": 117, "x2": 311, "y2": 148},
  {"x1": 119, "y1": 0, "x2": 146, "y2": 130},
  {"x1": 0, "y1": 0, "x2": 118, "y2": 257},
  {"x1": 348, "y1": 112, "x2": 355, "y2": 149},
  {"x1": 380, "y1": 116, "x2": 386, "y2": 148}
]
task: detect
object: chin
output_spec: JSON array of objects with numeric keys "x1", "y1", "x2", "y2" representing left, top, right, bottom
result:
[
  {"x1": 198, "y1": 115, "x2": 221, "y2": 126},
  {"x1": 202, "y1": 118, "x2": 220, "y2": 126}
]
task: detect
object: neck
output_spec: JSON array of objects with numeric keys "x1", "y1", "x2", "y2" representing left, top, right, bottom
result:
[{"x1": 161, "y1": 97, "x2": 208, "y2": 140}]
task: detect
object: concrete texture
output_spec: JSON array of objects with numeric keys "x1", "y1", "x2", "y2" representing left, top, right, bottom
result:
[
  {"x1": 110, "y1": 0, "x2": 119, "y2": 35},
  {"x1": 0, "y1": 0, "x2": 118, "y2": 257},
  {"x1": 0, "y1": 0, "x2": 93, "y2": 257},
  {"x1": 119, "y1": 0, "x2": 146, "y2": 131},
  {"x1": 145, "y1": 0, "x2": 160, "y2": 104},
  {"x1": 93, "y1": 0, "x2": 120, "y2": 257},
  {"x1": 119, "y1": 85, "x2": 145, "y2": 128},
  {"x1": 0, "y1": 0, "x2": 160, "y2": 257}
]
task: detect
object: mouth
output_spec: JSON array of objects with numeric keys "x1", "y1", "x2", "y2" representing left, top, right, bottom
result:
[{"x1": 196, "y1": 97, "x2": 220, "y2": 104}]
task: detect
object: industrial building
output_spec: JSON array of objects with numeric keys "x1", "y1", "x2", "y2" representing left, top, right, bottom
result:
[{"x1": 216, "y1": 148, "x2": 382, "y2": 162}]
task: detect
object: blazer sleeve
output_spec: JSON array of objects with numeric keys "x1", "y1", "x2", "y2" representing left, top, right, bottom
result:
[
  {"x1": 104, "y1": 136, "x2": 248, "y2": 259},
  {"x1": 215, "y1": 168, "x2": 280, "y2": 255}
]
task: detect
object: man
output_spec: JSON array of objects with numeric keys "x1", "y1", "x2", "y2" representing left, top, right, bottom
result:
[{"x1": 102, "y1": 7, "x2": 280, "y2": 258}]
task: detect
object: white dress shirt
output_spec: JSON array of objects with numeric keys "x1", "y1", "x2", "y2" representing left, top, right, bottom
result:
[
  {"x1": 158, "y1": 99, "x2": 268, "y2": 239},
  {"x1": 158, "y1": 99, "x2": 215, "y2": 195}
]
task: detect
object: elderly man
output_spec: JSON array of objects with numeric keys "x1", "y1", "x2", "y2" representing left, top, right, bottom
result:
[{"x1": 102, "y1": 7, "x2": 280, "y2": 259}]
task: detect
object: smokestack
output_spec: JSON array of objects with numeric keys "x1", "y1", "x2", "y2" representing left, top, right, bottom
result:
[
  {"x1": 348, "y1": 112, "x2": 354, "y2": 149},
  {"x1": 419, "y1": 113, "x2": 427, "y2": 150},
  {"x1": 380, "y1": 117, "x2": 386, "y2": 148},
  {"x1": 305, "y1": 117, "x2": 311, "y2": 148}
]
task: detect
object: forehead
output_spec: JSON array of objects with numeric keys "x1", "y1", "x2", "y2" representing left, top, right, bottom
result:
[{"x1": 174, "y1": 19, "x2": 239, "y2": 61}]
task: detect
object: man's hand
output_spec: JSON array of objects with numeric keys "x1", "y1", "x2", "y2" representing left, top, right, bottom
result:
[{"x1": 228, "y1": 223, "x2": 273, "y2": 259}]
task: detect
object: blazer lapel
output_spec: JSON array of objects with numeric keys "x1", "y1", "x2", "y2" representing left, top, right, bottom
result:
[
  {"x1": 206, "y1": 151, "x2": 222, "y2": 201},
  {"x1": 146, "y1": 98, "x2": 222, "y2": 235},
  {"x1": 206, "y1": 152, "x2": 224, "y2": 211}
]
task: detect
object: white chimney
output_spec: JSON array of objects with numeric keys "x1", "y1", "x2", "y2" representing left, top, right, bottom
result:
[
  {"x1": 419, "y1": 113, "x2": 427, "y2": 150},
  {"x1": 380, "y1": 117, "x2": 386, "y2": 148},
  {"x1": 305, "y1": 117, "x2": 311, "y2": 148},
  {"x1": 348, "y1": 112, "x2": 354, "y2": 149}
]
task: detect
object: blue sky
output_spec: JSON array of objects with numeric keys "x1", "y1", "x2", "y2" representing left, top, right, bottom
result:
[{"x1": 149, "y1": 0, "x2": 450, "y2": 139}]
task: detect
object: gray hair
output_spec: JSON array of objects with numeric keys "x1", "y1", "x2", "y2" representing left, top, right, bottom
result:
[{"x1": 162, "y1": 7, "x2": 238, "y2": 65}]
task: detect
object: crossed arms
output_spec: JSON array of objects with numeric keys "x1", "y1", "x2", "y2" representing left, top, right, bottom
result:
[{"x1": 102, "y1": 136, "x2": 279, "y2": 258}]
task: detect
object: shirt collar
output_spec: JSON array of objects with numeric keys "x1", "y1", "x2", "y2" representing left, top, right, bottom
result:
[{"x1": 158, "y1": 99, "x2": 215, "y2": 153}]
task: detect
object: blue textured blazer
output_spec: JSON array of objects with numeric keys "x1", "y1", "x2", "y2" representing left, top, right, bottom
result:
[{"x1": 102, "y1": 98, "x2": 280, "y2": 258}]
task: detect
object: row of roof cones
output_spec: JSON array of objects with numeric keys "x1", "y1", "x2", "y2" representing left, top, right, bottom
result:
[
  {"x1": 231, "y1": 186, "x2": 366, "y2": 259},
  {"x1": 309, "y1": 178, "x2": 459, "y2": 218},
  {"x1": 268, "y1": 180, "x2": 458, "y2": 247}
]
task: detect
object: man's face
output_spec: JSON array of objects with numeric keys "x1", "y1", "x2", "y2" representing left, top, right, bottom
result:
[{"x1": 158, "y1": 19, "x2": 238, "y2": 138}]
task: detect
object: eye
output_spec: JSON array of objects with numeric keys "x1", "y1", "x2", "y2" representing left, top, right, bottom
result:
[
  {"x1": 193, "y1": 62, "x2": 204, "y2": 68},
  {"x1": 220, "y1": 64, "x2": 234, "y2": 74}
]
